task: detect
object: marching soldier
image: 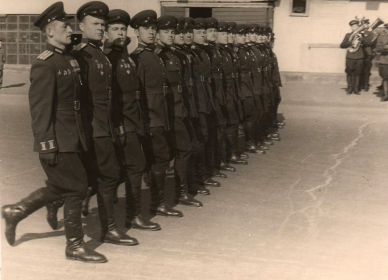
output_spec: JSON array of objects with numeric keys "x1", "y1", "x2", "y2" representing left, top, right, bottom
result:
[
  {"x1": 1, "y1": 2, "x2": 107, "y2": 262},
  {"x1": 74, "y1": 1, "x2": 138, "y2": 246},
  {"x1": 130, "y1": 10, "x2": 183, "y2": 217},
  {"x1": 103, "y1": 9, "x2": 161, "y2": 230},
  {"x1": 155, "y1": 15, "x2": 202, "y2": 207},
  {"x1": 0, "y1": 39, "x2": 4, "y2": 88},
  {"x1": 340, "y1": 19, "x2": 365, "y2": 95}
]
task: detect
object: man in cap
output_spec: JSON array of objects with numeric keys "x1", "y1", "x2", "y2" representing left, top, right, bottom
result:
[
  {"x1": 191, "y1": 18, "x2": 222, "y2": 187},
  {"x1": 359, "y1": 18, "x2": 377, "y2": 91},
  {"x1": 233, "y1": 24, "x2": 258, "y2": 153},
  {"x1": 103, "y1": 9, "x2": 161, "y2": 231},
  {"x1": 1, "y1": 1, "x2": 107, "y2": 263},
  {"x1": 155, "y1": 15, "x2": 203, "y2": 208},
  {"x1": 203, "y1": 17, "x2": 236, "y2": 176},
  {"x1": 180, "y1": 17, "x2": 212, "y2": 195},
  {"x1": 130, "y1": 10, "x2": 183, "y2": 217},
  {"x1": 340, "y1": 19, "x2": 366, "y2": 94},
  {"x1": 74, "y1": 1, "x2": 139, "y2": 246},
  {"x1": 217, "y1": 22, "x2": 247, "y2": 166},
  {"x1": 0, "y1": 39, "x2": 4, "y2": 88}
]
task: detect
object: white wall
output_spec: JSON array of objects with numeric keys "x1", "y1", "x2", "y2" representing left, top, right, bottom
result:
[{"x1": 273, "y1": 0, "x2": 388, "y2": 73}]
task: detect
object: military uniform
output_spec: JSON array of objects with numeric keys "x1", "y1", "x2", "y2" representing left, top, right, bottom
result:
[
  {"x1": 340, "y1": 20, "x2": 366, "y2": 94},
  {"x1": 1, "y1": 1, "x2": 106, "y2": 263},
  {"x1": 360, "y1": 20, "x2": 377, "y2": 91},
  {"x1": 0, "y1": 42, "x2": 4, "y2": 87},
  {"x1": 375, "y1": 24, "x2": 388, "y2": 101},
  {"x1": 155, "y1": 15, "x2": 202, "y2": 207},
  {"x1": 130, "y1": 10, "x2": 183, "y2": 217},
  {"x1": 74, "y1": 1, "x2": 138, "y2": 246},
  {"x1": 104, "y1": 9, "x2": 161, "y2": 231}
]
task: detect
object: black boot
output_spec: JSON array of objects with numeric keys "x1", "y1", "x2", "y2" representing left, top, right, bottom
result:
[
  {"x1": 240, "y1": 152, "x2": 249, "y2": 159},
  {"x1": 196, "y1": 184, "x2": 211, "y2": 195},
  {"x1": 203, "y1": 178, "x2": 220, "y2": 187},
  {"x1": 230, "y1": 154, "x2": 248, "y2": 165},
  {"x1": 124, "y1": 181, "x2": 161, "y2": 231},
  {"x1": 98, "y1": 189, "x2": 139, "y2": 246},
  {"x1": 220, "y1": 162, "x2": 236, "y2": 172},
  {"x1": 346, "y1": 74, "x2": 353, "y2": 94},
  {"x1": 213, "y1": 170, "x2": 228, "y2": 178},
  {"x1": 46, "y1": 199, "x2": 64, "y2": 230},
  {"x1": 178, "y1": 185, "x2": 203, "y2": 207},
  {"x1": 151, "y1": 171, "x2": 183, "y2": 217},
  {"x1": 2, "y1": 188, "x2": 48, "y2": 246},
  {"x1": 64, "y1": 197, "x2": 107, "y2": 263},
  {"x1": 353, "y1": 76, "x2": 361, "y2": 94},
  {"x1": 81, "y1": 186, "x2": 95, "y2": 217}
]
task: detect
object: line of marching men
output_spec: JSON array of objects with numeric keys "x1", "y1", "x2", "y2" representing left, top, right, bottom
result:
[{"x1": 1, "y1": 1, "x2": 284, "y2": 263}]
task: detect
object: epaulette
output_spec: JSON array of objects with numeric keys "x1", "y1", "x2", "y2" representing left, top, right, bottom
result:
[
  {"x1": 37, "y1": 50, "x2": 53, "y2": 61},
  {"x1": 154, "y1": 46, "x2": 163, "y2": 55},
  {"x1": 73, "y1": 43, "x2": 87, "y2": 52},
  {"x1": 132, "y1": 46, "x2": 145, "y2": 55}
]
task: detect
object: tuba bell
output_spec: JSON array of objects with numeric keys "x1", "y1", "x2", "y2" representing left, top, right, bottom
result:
[{"x1": 348, "y1": 17, "x2": 384, "y2": 53}]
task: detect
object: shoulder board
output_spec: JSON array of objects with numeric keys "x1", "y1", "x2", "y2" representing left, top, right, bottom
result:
[
  {"x1": 132, "y1": 46, "x2": 145, "y2": 55},
  {"x1": 37, "y1": 50, "x2": 54, "y2": 61},
  {"x1": 73, "y1": 43, "x2": 87, "y2": 52},
  {"x1": 154, "y1": 46, "x2": 163, "y2": 55}
]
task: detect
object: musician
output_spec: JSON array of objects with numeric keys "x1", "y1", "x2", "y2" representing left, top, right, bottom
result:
[
  {"x1": 375, "y1": 23, "x2": 388, "y2": 101},
  {"x1": 359, "y1": 18, "x2": 377, "y2": 91},
  {"x1": 340, "y1": 19, "x2": 366, "y2": 95}
]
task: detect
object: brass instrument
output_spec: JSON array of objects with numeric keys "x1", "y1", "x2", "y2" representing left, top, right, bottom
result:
[{"x1": 348, "y1": 17, "x2": 384, "y2": 53}]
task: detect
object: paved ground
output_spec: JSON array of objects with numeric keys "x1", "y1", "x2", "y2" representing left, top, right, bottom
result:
[{"x1": 1, "y1": 70, "x2": 388, "y2": 280}]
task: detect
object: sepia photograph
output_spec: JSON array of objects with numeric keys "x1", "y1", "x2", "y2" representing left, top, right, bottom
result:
[{"x1": 0, "y1": 0, "x2": 388, "y2": 279}]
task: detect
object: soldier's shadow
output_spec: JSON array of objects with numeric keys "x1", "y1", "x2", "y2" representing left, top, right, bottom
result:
[{"x1": 14, "y1": 230, "x2": 65, "y2": 246}]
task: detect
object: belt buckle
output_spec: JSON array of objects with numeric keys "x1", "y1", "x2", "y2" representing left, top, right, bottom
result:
[{"x1": 73, "y1": 100, "x2": 81, "y2": 111}]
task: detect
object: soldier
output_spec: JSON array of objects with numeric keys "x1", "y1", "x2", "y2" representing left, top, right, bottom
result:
[
  {"x1": 359, "y1": 18, "x2": 376, "y2": 92},
  {"x1": 191, "y1": 18, "x2": 222, "y2": 187},
  {"x1": 203, "y1": 17, "x2": 235, "y2": 175},
  {"x1": 130, "y1": 10, "x2": 183, "y2": 217},
  {"x1": 340, "y1": 19, "x2": 365, "y2": 95},
  {"x1": 74, "y1": 1, "x2": 138, "y2": 246},
  {"x1": 181, "y1": 17, "x2": 213, "y2": 194},
  {"x1": 103, "y1": 9, "x2": 161, "y2": 230},
  {"x1": 375, "y1": 23, "x2": 388, "y2": 101},
  {"x1": 1, "y1": 2, "x2": 106, "y2": 263},
  {"x1": 217, "y1": 22, "x2": 247, "y2": 165},
  {"x1": 155, "y1": 15, "x2": 202, "y2": 207},
  {"x1": 233, "y1": 25, "x2": 258, "y2": 153}
]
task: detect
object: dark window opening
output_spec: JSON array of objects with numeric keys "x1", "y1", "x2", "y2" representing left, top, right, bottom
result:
[
  {"x1": 189, "y1": 8, "x2": 212, "y2": 18},
  {"x1": 291, "y1": 0, "x2": 307, "y2": 14}
]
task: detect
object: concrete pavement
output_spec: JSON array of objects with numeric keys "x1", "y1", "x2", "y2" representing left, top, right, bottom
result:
[{"x1": 1, "y1": 71, "x2": 388, "y2": 280}]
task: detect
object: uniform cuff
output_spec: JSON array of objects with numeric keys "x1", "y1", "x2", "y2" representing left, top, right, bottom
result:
[{"x1": 38, "y1": 139, "x2": 57, "y2": 153}]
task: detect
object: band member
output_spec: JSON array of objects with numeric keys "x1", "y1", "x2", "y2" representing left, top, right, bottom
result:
[
  {"x1": 0, "y1": 39, "x2": 4, "y2": 88},
  {"x1": 74, "y1": 1, "x2": 139, "y2": 246},
  {"x1": 1, "y1": 2, "x2": 107, "y2": 263},
  {"x1": 130, "y1": 10, "x2": 183, "y2": 217},
  {"x1": 103, "y1": 9, "x2": 161, "y2": 230},
  {"x1": 155, "y1": 15, "x2": 203, "y2": 207},
  {"x1": 375, "y1": 23, "x2": 388, "y2": 101},
  {"x1": 340, "y1": 19, "x2": 365, "y2": 95},
  {"x1": 359, "y1": 18, "x2": 377, "y2": 91}
]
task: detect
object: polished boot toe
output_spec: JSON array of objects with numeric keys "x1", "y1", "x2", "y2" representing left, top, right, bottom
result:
[
  {"x1": 247, "y1": 145, "x2": 258, "y2": 153},
  {"x1": 204, "y1": 178, "x2": 220, "y2": 187},
  {"x1": 197, "y1": 185, "x2": 211, "y2": 195},
  {"x1": 103, "y1": 229, "x2": 139, "y2": 246},
  {"x1": 127, "y1": 216, "x2": 161, "y2": 231},
  {"x1": 1, "y1": 205, "x2": 21, "y2": 246},
  {"x1": 179, "y1": 193, "x2": 203, "y2": 207},
  {"x1": 230, "y1": 158, "x2": 248, "y2": 165},
  {"x1": 214, "y1": 171, "x2": 227, "y2": 178},
  {"x1": 239, "y1": 153, "x2": 249, "y2": 159},
  {"x1": 156, "y1": 205, "x2": 183, "y2": 217},
  {"x1": 66, "y1": 245, "x2": 107, "y2": 263},
  {"x1": 220, "y1": 164, "x2": 236, "y2": 172}
]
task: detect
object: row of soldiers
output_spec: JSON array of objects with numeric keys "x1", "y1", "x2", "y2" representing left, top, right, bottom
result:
[{"x1": 1, "y1": 1, "x2": 283, "y2": 263}]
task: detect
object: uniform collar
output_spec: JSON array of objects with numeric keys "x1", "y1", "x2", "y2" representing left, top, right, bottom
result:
[
  {"x1": 47, "y1": 43, "x2": 66, "y2": 54},
  {"x1": 83, "y1": 38, "x2": 103, "y2": 48}
]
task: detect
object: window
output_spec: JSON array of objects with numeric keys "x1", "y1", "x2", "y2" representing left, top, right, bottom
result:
[{"x1": 290, "y1": 0, "x2": 310, "y2": 17}]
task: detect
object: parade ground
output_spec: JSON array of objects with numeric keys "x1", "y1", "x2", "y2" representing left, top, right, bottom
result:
[{"x1": 1, "y1": 69, "x2": 388, "y2": 280}]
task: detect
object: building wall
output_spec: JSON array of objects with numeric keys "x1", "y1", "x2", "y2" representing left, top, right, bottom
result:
[{"x1": 273, "y1": 0, "x2": 388, "y2": 73}]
